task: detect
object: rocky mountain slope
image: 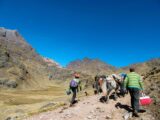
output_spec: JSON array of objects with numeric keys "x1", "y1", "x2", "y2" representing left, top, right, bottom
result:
[
  {"x1": 67, "y1": 58, "x2": 116, "y2": 76},
  {"x1": 120, "y1": 58, "x2": 160, "y2": 119},
  {"x1": 0, "y1": 27, "x2": 50, "y2": 89},
  {"x1": 0, "y1": 28, "x2": 93, "y2": 89},
  {"x1": 143, "y1": 66, "x2": 160, "y2": 119},
  {"x1": 119, "y1": 58, "x2": 160, "y2": 75},
  {"x1": 67, "y1": 57, "x2": 160, "y2": 76}
]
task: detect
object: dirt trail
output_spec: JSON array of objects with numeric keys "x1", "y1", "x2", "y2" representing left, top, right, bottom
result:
[{"x1": 25, "y1": 94, "x2": 155, "y2": 120}]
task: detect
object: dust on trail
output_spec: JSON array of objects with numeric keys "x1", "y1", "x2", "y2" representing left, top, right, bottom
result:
[{"x1": 25, "y1": 94, "x2": 155, "y2": 120}]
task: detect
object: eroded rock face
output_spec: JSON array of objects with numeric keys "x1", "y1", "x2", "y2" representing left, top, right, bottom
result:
[
  {"x1": 0, "y1": 28, "x2": 49, "y2": 89},
  {"x1": 0, "y1": 47, "x2": 10, "y2": 68},
  {"x1": 0, "y1": 27, "x2": 25, "y2": 43},
  {"x1": 143, "y1": 66, "x2": 160, "y2": 120}
]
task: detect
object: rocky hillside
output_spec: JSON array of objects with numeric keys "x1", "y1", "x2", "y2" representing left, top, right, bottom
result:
[
  {"x1": 67, "y1": 57, "x2": 160, "y2": 77},
  {"x1": 120, "y1": 58, "x2": 160, "y2": 119},
  {"x1": 143, "y1": 66, "x2": 160, "y2": 119},
  {"x1": 117, "y1": 58, "x2": 160, "y2": 74},
  {"x1": 0, "y1": 28, "x2": 93, "y2": 89},
  {"x1": 67, "y1": 58, "x2": 116, "y2": 76},
  {"x1": 0, "y1": 27, "x2": 53, "y2": 89}
]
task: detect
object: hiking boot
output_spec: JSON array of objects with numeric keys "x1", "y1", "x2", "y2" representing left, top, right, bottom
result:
[
  {"x1": 133, "y1": 112, "x2": 139, "y2": 117},
  {"x1": 69, "y1": 104, "x2": 75, "y2": 107},
  {"x1": 69, "y1": 104, "x2": 73, "y2": 107},
  {"x1": 73, "y1": 100, "x2": 78, "y2": 104}
]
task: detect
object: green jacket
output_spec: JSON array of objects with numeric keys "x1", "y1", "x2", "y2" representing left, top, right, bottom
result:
[{"x1": 124, "y1": 72, "x2": 143, "y2": 90}]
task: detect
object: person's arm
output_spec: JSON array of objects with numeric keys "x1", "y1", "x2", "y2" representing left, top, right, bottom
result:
[
  {"x1": 124, "y1": 75, "x2": 129, "y2": 88},
  {"x1": 139, "y1": 76, "x2": 144, "y2": 90},
  {"x1": 79, "y1": 80, "x2": 82, "y2": 91}
]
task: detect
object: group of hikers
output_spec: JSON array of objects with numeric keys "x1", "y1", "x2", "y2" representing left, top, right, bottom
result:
[{"x1": 67, "y1": 67, "x2": 145, "y2": 117}]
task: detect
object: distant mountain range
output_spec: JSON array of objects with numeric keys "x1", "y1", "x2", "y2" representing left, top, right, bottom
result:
[
  {"x1": 67, "y1": 57, "x2": 160, "y2": 75},
  {"x1": 67, "y1": 57, "x2": 116, "y2": 75}
]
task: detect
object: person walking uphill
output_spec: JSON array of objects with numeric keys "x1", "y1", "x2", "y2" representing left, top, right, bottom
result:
[
  {"x1": 124, "y1": 68, "x2": 144, "y2": 117},
  {"x1": 69, "y1": 72, "x2": 81, "y2": 107}
]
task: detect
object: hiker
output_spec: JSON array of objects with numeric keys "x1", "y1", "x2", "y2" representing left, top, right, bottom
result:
[
  {"x1": 124, "y1": 68, "x2": 144, "y2": 117},
  {"x1": 69, "y1": 72, "x2": 81, "y2": 106}
]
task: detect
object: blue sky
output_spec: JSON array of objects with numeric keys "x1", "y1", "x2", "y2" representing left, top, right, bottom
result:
[{"x1": 0, "y1": 0, "x2": 160, "y2": 67}]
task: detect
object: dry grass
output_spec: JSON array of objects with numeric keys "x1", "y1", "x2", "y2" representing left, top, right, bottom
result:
[
  {"x1": 0, "y1": 83, "x2": 93, "y2": 120},
  {"x1": 0, "y1": 85, "x2": 67, "y2": 119}
]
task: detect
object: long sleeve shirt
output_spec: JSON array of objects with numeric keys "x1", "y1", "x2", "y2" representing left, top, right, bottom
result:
[{"x1": 124, "y1": 72, "x2": 144, "y2": 90}]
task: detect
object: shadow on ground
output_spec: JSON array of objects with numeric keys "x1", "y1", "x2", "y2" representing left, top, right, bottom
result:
[{"x1": 115, "y1": 102, "x2": 133, "y2": 112}]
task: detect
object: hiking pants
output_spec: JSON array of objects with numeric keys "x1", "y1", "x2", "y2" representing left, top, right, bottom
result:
[
  {"x1": 128, "y1": 88, "x2": 140, "y2": 112},
  {"x1": 70, "y1": 87, "x2": 77, "y2": 104}
]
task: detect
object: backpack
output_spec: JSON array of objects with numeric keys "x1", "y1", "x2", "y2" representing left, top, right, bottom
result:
[
  {"x1": 70, "y1": 79, "x2": 78, "y2": 87},
  {"x1": 66, "y1": 89, "x2": 71, "y2": 95}
]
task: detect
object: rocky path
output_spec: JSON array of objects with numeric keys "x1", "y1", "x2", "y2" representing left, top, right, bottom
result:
[{"x1": 25, "y1": 94, "x2": 155, "y2": 120}]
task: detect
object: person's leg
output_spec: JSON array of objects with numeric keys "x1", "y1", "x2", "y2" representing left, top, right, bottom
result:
[
  {"x1": 132, "y1": 88, "x2": 140, "y2": 113},
  {"x1": 128, "y1": 88, "x2": 134, "y2": 109},
  {"x1": 70, "y1": 87, "x2": 77, "y2": 105},
  {"x1": 129, "y1": 88, "x2": 140, "y2": 117}
]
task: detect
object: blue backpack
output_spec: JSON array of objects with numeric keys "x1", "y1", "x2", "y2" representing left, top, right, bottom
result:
[{"x1": 70, "y1": 79, "x2": 78, "y2": 87}]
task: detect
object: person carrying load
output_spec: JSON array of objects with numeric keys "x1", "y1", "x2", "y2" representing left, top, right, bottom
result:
[
  {"x1": 69, "y1": 72, "x2": 81, "y2": 107},
  {"x1": 124, "y1": 68, "x2": 145, "y2": 117}
]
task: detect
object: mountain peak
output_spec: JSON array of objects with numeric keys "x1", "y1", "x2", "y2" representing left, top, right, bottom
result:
[
  {"x1": 67, "y1": 57, "x2": 115, "y2": 75},
  {"x1": 43, "y1": 57, "x2": 62, "y2": 68}
]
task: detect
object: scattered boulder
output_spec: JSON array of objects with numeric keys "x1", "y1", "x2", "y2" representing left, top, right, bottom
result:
[
  {"x1": 0, "y1": 78, "x2": 18, "y2": 88},
  {"x1": 5, "y1": 80, "x2": 18, "y2": 88},
  {"x1": 4, "y1": 112, "x2": 23, "y2": 120}
]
